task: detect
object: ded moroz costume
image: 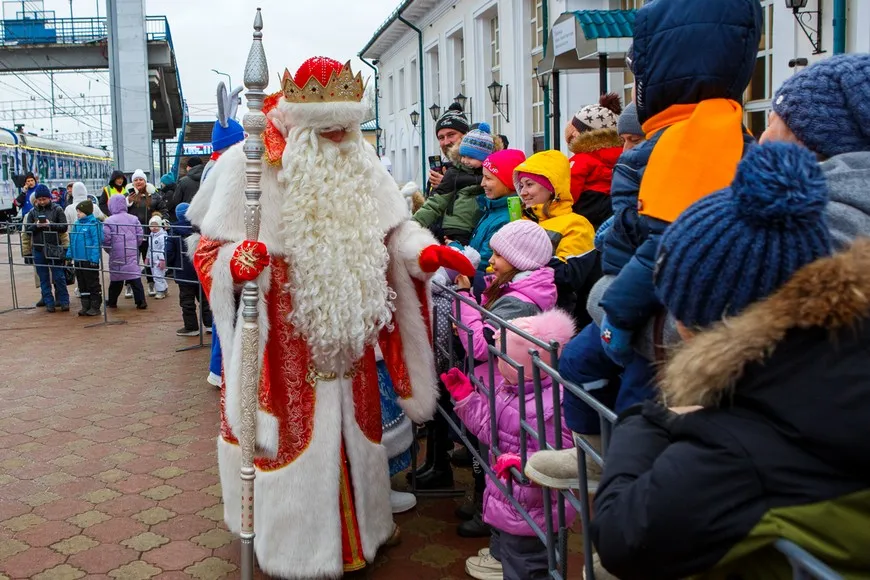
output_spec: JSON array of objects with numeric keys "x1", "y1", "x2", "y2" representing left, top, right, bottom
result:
[{"x1": 187, "y1": 54, "x2": 474, "y2": 578}]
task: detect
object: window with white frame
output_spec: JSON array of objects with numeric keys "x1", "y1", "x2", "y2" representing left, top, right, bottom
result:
[
  {"x1": 490, "y1": 15, "x2": 502, "y2": 135},
  {"x1": 426, "y1": 47, "x2": 441, "y2": 112},
  {"x1": 620, "y1": 0, "x2": 641, "y2": 105},
  {"x1": 448, "y1": 30, "x2": 466, "y2": 112},
  {"x1": 387, "y1": 74, "x2": 395, "y2": 115},
  {"x1": 530, "y1": 0, "x2": 545, "y2": 138},
  {"x1": 398, "y1": 67, "x2": 406, "y2": 111},
  {"x1": 744, "y1": 0, "x2": 773, "y2": 137},
  {"x1": 409, "y1": 58, "x2": 418, "y2": 106}
]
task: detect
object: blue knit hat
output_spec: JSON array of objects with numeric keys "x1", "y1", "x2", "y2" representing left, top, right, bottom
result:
[
  {"x1": 175, "y1": 202, "x2": 190, "y2": 222},
  {"x1": 654, "y1": 142, "x2": 832, "y2": 329},
  {"x1": 160, "y1": 173, "x2": 175, "y2": 187},
  {"x1": 772, "y1": 54, "x2": 870, "y2": 159},
  {"x1": 459, "y1": 122, "x2": 494, "y2": 162},
  {"x1": 212, "y1": 118, "x2": 245, "y2": 152}
]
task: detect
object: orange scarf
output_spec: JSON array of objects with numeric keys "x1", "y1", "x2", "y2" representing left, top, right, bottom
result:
[{"x1": 637, "y1": 99, "x2": 745, "y2": 223}]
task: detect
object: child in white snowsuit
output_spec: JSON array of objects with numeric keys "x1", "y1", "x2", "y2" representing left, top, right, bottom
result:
[{"x1": 146, "y1": 216, "x2": 168, "y2": 299}]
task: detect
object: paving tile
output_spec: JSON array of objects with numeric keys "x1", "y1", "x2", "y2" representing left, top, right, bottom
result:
[
  {"x1": 50, "y1": 454, "x2": 86, "y2": 468},
  {"x1": 196, "y1": 504, "x2": 224, "y2": 523},
  {"x1": 83, "y1": 517, "x2": 147, "y2": 544},
  {"x1": 158, "y1": 491, "x2": 219, "y2": 516},
  {"x1": 184, "y1": 557, "x2": 237, "y2": 580},
  {"x1": 67, "y1": 509, "x2": 112, "y2": 528},
  {"x1": 157, "y1": 449, "x2": 191, "y2": 462},
  {"x1": 141, "y1": 485, "x2": 182, "y2": 501},
  {"x1": 50, "y1": 534, "x2": 100, "y2": 556},
  {"x1": 122, "y1": 531, "x2": 170, "y2": 552},
  {"x1": 2, "y1": 546, "x2": 65, "y2": 578},
  {"x1": 165, "y1": 472, "x2": 213, "y2": 492},
  {"x1": 104, "y1": 451, "x2": 139, "y2": 465},
  {"x1": 31, "y1": 563, "x2": 87, "y2": 580},
  {"x1": 191, "y1": 527, "x2": 234, "y2": 549},
  {"x1": 110, "y1": 474, "x2": 163, "y2": 495},
  {"x1": 16, "y1": 520, "x2": 81, "y2": 547},
  {"x1": 0, "y1": 537, "x2": 28, "y2": 560},
  {"x1": 2, "y1": 513, "x2": 47, "y2": 531},
  {"x1": 150, "y1": 466, "x2": 186, "y2": 480},
  {"x1": 142, "y1": 540, "x2": 209, "y2": 571},
  {"x1": 82, "y1": 488, "x2": 123, "y2": 505},
  {"x1": 21, "y1": 490, "x2": 63, "y2": 508},
  {"x1": 33, "y1": 498, "x2": 93, "y2": 521},
  {"x1": 98, "y1": 494, "x2": 157, "y2": 518},
  {"x1": 107, "y1": 561, "x2": 161, "y2": 580},
  {"x1": 150, "y1": 514, "x2": 214, "y2": 542},
  {"x1": 97, "y1": 468, "x2": 131, "y2": 484},
  {"x1": 68, "y1": 544, "x2": 139, "y2": 575},
  {"x1": 133, "y1": 506, "x2": 176, "y2": 526}
]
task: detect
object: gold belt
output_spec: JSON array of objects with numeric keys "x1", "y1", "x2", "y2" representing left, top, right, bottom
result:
[{"x1": 305, "y1": 363, "x2": 358, "y2": 386}]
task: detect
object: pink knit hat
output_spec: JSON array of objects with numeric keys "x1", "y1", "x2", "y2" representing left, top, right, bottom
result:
[
  {"x1": 483, "y1": 149, "x2": 527, "y2": 191},
  {"x1": 516, "y1": 171, "x2": 555, "y2": 194},
  {"x1": 489, "y1": 220, "x2": 553, "y2": 271}
]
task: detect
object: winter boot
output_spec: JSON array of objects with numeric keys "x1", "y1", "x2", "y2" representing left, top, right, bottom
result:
[
  {"x1": 457, "y1": 512, "x2": 491, "y2": 538},
  {"x1": 406, "y1": 419, "x2": 437, "y2": 484},
  {"x1": 413, "y1": 418, "x2": 454, "y2": 490},
  {"x1": 454, "y1": 490, "x2": 483, "y2": 521},
  {"x1": 148, "y1": 282, "x2": 156, "y2": 297},
  {"x1": 86, "y1": 293, "x2": 102, "y2": 316},
  {"x1": 77, "y1": 296, "x2": 90, "y2": 317}
]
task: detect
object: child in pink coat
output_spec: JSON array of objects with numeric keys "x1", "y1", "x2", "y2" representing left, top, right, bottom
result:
[{"x1": 442, "y1": 308, "x2": 577, "y2": 580}]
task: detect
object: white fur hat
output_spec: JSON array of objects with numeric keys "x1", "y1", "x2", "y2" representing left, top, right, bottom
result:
[{"x1": 132, "y1": 169, "x2": 147, "y2": 182}]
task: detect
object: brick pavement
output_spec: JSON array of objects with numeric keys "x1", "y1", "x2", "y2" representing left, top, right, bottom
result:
[{"x1": 0, "y1": 242, "x2": 582, "y2": 579}]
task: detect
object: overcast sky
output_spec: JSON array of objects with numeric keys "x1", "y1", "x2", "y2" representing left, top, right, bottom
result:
[{"x1": 0, "y1": 0, "x2": 399, "y2": 143}]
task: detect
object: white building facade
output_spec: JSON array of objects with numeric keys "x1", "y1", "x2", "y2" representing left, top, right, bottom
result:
[{"x1": 361, "y1": 0, "x2": 870, "y2": 185}]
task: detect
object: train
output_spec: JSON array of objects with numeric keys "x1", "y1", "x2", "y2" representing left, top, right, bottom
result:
[{"x1": 0, "y1": 128, "x2": 114, "y2": 221}]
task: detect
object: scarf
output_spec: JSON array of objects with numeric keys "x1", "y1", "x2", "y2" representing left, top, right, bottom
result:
[{"x1": 638, "y1": 99, "x2": 745, "y2": 223}]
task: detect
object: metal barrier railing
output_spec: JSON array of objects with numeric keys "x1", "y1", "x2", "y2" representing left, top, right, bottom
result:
[
  {"x1": 0, "y1": 14, "x2": 170, "y2": 46},
  {"x1": 1, "y1": 220, "x2": 210, "y2": 353},
  {"x1": 430, "y1": 282, "x2": 847, "y2": 580}
]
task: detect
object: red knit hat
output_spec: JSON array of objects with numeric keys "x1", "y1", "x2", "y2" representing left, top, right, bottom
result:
[{"x1": 483, "y1": 149, "x2": 527, "y2": 191}]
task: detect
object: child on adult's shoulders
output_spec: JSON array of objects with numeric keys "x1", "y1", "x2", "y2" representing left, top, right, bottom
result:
[{"x1": 413, "y1": 123, "x2": 494, "y2": 246}]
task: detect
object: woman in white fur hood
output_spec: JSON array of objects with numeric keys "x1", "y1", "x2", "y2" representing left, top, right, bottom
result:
[{"x1": 65, "y1": 181, "x2": 105, "y2": 224}]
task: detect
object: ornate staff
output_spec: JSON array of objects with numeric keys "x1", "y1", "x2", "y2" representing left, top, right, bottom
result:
[{"x1": 240, "y1": 8, "x2": 268, "y2": 580}]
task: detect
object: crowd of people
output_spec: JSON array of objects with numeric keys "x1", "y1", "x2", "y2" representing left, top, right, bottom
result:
[
  {"x1": 402, "y1": 0, "x2": 870, "y2": 578},
  {"x1": 6, "y1": 1, "x2": 870, "y2": 577},
  {"x1": 13, "y1": 156, "x2": 213, "y2": 335}
]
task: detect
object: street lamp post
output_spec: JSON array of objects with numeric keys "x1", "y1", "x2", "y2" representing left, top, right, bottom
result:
[{"x1": 212, "y1": 69, "x2": 233, "y2": 91}]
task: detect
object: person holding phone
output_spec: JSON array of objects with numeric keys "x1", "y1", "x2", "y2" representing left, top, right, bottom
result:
[
  {"x1": 21, "y1": 185, "x2": 70, "y2": 312},
  {"x1": 429, "y1": 103, "x2": 470, "y2": 192}
]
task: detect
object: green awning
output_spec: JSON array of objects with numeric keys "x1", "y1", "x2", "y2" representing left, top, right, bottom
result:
[{"x1": 539, "y1": 10, "x2": 636, "y2": 75}]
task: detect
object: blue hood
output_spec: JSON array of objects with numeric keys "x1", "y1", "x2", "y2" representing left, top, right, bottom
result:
[{"x1": 632, "y1": 0, "x2": 762, "y2": 124}]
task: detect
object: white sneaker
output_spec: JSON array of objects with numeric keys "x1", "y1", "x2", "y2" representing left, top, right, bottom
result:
[
  {"x1": 389, "y1": 490, "x2": 416, "y2": 514},
  {"x1": 465, "y1": 551, "x2": 503, "y2": 580},
  {"x1": 124, "y1": 286, "x2": 133, "y2": 299},
  {"x1": 74, "y1": 287, "x2": 80, "y2": 297},
  {"x1": 155, "y1": 291, "x2": 166, "y2": 299},
  {"x1": 207, "y1": 372, "x2": 222, "y2": 387}
]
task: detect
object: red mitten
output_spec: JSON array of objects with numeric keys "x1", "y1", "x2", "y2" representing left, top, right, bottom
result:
[
  {"x1": 494, "y1": 453, "x2": 522, "y2": 480},
  {"x1": 230, "y1": 241, "x2": 270, "y2": 283},
  {"x1": 440, "y1": 368, "x2": 473, "y2": 401},
  {"x1": 419, "y1": 245, "x2": 475, "y2": 277}
]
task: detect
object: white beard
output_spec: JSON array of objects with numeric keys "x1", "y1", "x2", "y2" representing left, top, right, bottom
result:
[{"x1": 277, "y1": 127, "x2": 394, "y2": 372}]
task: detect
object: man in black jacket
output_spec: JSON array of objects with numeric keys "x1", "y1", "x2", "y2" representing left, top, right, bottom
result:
[
  {"x1": 22, "y1": 185, "x2": 69, "y2": 312},
  {"x1": 174, "y1": 157, "x2": 204, "y2": 207}
]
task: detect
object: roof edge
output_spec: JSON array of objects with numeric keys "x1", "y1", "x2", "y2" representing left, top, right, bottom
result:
[{"x1": 359, "y1": 0, "x2": 415, "y2": 60}]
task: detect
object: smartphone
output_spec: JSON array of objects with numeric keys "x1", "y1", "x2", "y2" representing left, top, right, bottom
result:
[
  {"x1": 428, "y1": 155, "x2": 443, "y2": 172},
  {"x1": 37, "y1": 215, "x2": 48, "y2": 223}
]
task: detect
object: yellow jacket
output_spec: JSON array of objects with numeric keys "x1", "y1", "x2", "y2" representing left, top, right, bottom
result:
[{"x1": 515, "y1": 150, "x2": 594, "y2": 261}]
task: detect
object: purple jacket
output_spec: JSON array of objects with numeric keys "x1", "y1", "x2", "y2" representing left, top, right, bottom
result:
[
  {"x1": 103, "y1": 195, "x2": 143, "y2": 281},
  {"x1": 460, "y1": 267, "x2": 557, "y2": 362},
  {"x1": 455, "y1": 376, "x2": 576, "y2": 536}
]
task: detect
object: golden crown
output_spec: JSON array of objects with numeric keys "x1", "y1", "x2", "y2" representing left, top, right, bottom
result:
[{"x1": 281, "y1": 61, "x2": 366, "y2": 104}]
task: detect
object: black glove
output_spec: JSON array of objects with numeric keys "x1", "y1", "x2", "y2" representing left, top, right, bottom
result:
[{"x1": 23, "y1": 256, "x2": 33, "y2": 265}]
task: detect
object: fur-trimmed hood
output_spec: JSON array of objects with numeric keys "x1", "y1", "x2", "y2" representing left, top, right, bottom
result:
[
  {"x1": 567, "y1": 128, "x2": 622, "y2": 155},
  {"x1": 661, "y1": 240, "x2": 870, "y2": 408}
]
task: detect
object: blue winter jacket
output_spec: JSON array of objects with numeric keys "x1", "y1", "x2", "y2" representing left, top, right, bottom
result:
[
  {"x1": 467, "y1": 195, "x2": 513, "y2": 272},
  {"x1": 66, "y1": 213, "x2": 103, "y2": 264},
  {"x1": 598, "y1": 0, "x2": 762, "y2": 331},
  {"x1": 165, "y1": 219, "x2": 198, "y2": 286}
]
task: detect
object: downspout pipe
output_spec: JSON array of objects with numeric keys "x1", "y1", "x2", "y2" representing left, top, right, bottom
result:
[
  {"x1": 360, "y1": 57, "x2": 380, "y2": 154},
  {"x1": 542, "y1": 0, "x2": 551, "y2": 150},
  {"x1": 398, "y1": 13, "x2": 426, "y2": 186},
  {"x1": 833, "y1": 0, "x2": 846, "y2": 54}
]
